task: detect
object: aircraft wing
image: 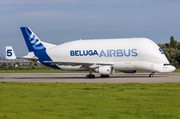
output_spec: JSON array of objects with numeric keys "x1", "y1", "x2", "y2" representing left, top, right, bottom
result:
[{"x1": 44, "y1": 61, "x2": 113, "y2": 67}]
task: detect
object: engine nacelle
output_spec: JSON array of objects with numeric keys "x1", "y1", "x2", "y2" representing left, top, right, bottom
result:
[
  {"x1": 121, "y1": 70, "x2": 137, "y2": 73},
  {"x1": 95, "y1": 66, "x2": 114, "y2": 75}
]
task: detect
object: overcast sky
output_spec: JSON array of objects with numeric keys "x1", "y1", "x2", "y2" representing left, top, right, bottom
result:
[{"x1": 0, "y1": 0, "x2": 180, "y2": 56}]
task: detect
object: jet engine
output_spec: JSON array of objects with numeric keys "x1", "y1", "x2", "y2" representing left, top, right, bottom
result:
[{"x1": 95, "y1": 66, "x2": 114, "y2": 75}]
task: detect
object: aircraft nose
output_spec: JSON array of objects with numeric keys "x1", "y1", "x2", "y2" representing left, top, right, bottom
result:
[{"x1": 170, "y1": 65, "x2": 176, "y2": 72}]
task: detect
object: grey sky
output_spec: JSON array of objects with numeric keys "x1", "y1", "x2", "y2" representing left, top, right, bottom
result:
[{"x1": 0, "y1": 0, "x2": 180, "y2": 56}]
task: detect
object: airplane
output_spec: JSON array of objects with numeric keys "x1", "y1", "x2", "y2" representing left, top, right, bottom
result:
[{"x1": 6, "y1": 27, "x2": 176, "y2": 78}]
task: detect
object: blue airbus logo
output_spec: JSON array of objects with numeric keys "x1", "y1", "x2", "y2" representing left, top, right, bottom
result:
[
  {"x1": 70, "y1": 49, "x2": 138, "y2": 57},
  {"x1": 24, "y1": 27, "x2": 45, "y2": 51}
]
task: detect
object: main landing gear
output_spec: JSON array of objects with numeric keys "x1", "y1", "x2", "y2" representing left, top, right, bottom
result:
[
  {"x1": 86, "y1": 75, "x2": 95, "y2": 78},
  {"x1": 149, "y1": 72, "x2": 155, "y2": 77},
  {"x1": 86, "y1": 69, "x2": 95, "y2": 78}
]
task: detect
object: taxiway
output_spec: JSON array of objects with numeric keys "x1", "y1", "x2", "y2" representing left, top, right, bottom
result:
[{"x1": 0, "y1": 73, "x2": 179, "y2": 83}]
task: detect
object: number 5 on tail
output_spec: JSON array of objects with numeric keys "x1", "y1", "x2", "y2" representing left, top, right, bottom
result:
[{"x1": 5, "y1": 46, "x2": 16, "y2": 59}]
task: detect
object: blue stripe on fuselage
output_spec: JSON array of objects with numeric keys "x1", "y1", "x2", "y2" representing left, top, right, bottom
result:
[{"x1": 34, "y1": 50, "x2": 60, "y2": 69}]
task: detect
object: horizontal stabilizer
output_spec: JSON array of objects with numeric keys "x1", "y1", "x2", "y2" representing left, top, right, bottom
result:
[
  {"x1": 17, "y1": 57, "x2": 38, "y2": 62},
  {"x1": 17, "y1": 52, "x2": 38, "y2": 62}
]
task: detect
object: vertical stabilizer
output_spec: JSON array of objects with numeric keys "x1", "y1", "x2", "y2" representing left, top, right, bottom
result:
[
  {"x1": 6, "y1": 46, "x2": 16, "y2": 59},
  {"x1": 20, "y1": 27, "x2": 59, "y2": 69},
  {"x1": 20, "y1": 27, "x2": 46, "y2": 52}
]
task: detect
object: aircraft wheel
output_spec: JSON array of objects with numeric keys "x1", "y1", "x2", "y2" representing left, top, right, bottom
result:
[
  {"x1": 90, "y1": 75, "x2": 95, "y2": 78},
  {"x1": 86, "y1": 75, "x2": 95, "y2": 78},
  {"x1": 149, "y1": 74, "x2": 153, "y2": 77},
  {"x1": 86, "y1": 75, "x2": 89, "y2": 78}
]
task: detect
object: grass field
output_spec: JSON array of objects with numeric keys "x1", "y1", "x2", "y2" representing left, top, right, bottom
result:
[{"x1": 0, "y1": 82, "x2": 180, "y2": 119}]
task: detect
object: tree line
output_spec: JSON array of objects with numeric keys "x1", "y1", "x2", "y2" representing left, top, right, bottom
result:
[
  {"x1": 0, "y1": 62, "x2": 38, "y2": 70},
  {"x1": 158, "y1": 36, "x2": 180, "y2": 67}
]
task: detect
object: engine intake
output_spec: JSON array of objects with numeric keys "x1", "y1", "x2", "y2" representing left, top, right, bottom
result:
[{"x1": 95, "y1": 66, "x2": 114, "y2": 75}]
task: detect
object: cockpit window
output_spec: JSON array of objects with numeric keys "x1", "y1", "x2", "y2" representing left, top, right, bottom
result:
[{"x1": 164, "y1": 64, "x2": 171, "y2": 66}]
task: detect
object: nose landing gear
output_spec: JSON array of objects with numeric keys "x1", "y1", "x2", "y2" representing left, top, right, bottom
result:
[{"x1": 149, "y1": 72, "x2": 155, "y2": 77}]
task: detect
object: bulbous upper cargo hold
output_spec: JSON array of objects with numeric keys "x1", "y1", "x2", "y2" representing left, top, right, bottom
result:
[{"x1": 47, "y1": 38, "x2": 168, "y2": 63}]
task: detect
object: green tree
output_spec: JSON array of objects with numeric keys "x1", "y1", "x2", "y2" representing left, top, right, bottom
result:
[
  {"x1": 177, "y1": 42, "x2": 180, "y2": 50},
  {"x1": 170, "y1": 36, "x2": 177, "y2": 48},
  {"x1": 34, "y1": 63, "x2": 37, "y2": 67},
  {"x1": 158, "y1": 36, "x2": 180, "y2": 67},
  {"x1": 1, "y1": 63, "x2": 6, "y2": 69},
  {"x1": 8, "y1": 63, "x2": 13, "y2": 69}
]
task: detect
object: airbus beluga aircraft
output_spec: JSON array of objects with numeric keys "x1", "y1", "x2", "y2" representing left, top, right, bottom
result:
[{"x1": 6, "y1": 27, "x2": 175, "y2": 78}]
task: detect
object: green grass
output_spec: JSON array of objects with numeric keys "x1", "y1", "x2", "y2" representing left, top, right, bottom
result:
[
  {"x1": 172, "y1": 68, "x2": 180, "y2": 72},
  {"x1": 0, "y1": 83, "x2": 180, "y2": 119}
]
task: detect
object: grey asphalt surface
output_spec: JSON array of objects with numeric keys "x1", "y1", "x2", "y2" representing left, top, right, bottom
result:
[{"x1": 0, "y1": 73, "x2": 179, "y2": 83}]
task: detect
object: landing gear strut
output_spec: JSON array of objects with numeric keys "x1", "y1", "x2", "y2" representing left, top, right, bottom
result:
[
  {"x1": 86, "y1": 69, "x2": 95, "y2": 78},
  {"x1": 149, "y1": 72, "x2": 155, "y2": 77}
]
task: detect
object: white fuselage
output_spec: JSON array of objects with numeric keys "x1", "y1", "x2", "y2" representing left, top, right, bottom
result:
[{"x1": 45, "y1": 38, "x2": 175, "y2": 73}]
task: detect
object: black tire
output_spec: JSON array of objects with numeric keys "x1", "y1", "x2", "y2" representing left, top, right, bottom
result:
[
  {"x1": 86, "y1": 75, "x2": 95, "y2": 78},
  {"x1": 90, "y1": 75, "x2": 93, "y2": 78},
  {"x1": 149, "y1": 74, "x2": 153, "y2": 77}
]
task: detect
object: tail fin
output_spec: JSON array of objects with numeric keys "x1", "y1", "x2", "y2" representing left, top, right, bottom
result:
[
  {"x1": 20, "y1": 27, "x2": 59, "y2": 69},
  {"x1": 5, "y1": 46, "x2": 16, "y2": 59},
  {"x1": 20, "y1": 27, "x2": 46, "y2": 52}
]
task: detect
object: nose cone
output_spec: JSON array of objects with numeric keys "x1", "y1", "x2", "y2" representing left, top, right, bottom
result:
[
  {"x1": 170, "y1": 65, "x2": 176, "y2": 72},
  {"x1": 160, "y1": 65, "x2": 176, "y2": 73}
]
